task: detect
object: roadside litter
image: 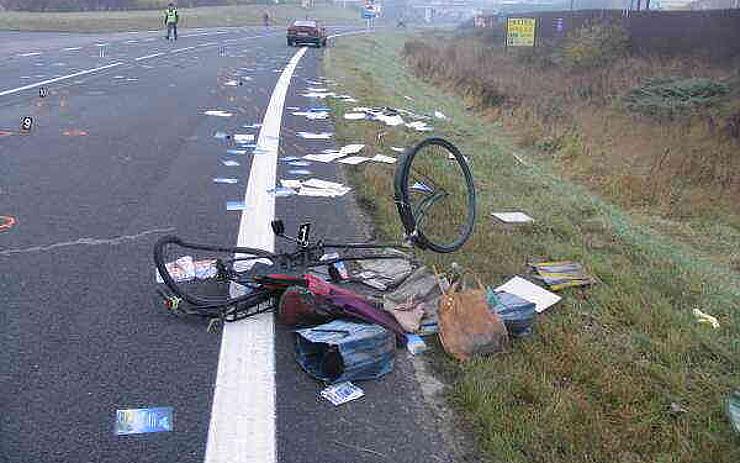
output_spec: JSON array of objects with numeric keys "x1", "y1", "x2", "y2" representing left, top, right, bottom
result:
[
  {"x1": 0, "y1": 215, "x2": 18, "y2": 232},
  {"x1": 320, "y1": 382, "x2": 365, "y2": 406},
  {"x1": 225, "y1": 201, "x2": 248, "y2": 211},
  {"x1": 226, "y1": 149, "x2": 247, "y2": 156},
  {"x1": 338, "y1": 156, "x2": 370, "y2": 165},
  {"x1": 293, "y1": 111, "x2": 329, "y2": 120},
  {"x1": 288, "y1": 169, "x2": 312, "y2": 176},
  {"x1": 297, "y1": 132, "x2": 333, "y2": 140},
  {"x1": 155, "y1": 256, "x2": 217, "y2": 283},
  {"x1": 495, "y1": 276, "x2": 561, "y2": 313},
  {"x1": 530, "y1": 261, "x2": 597, "y2": 290},
  {"x1": 115, "y1": 407, "x2": 173, "y2": 436},
  {"x1": 491, "y1": 211, "x2": 534, "y2": 224},
  {"x1": 278, "y1": 178, "x2": 352, "y2": 197},
  {"x1": 693, "y1": 309, "x2": 720, "y2": 329},
  {"x1": 213, "y1": 178, "x2": 238, "y2": 184},
  {"x1": 221, "y1": 159, "x2": 240, "y2": 167},
  {"x1": 267, "y1": 186, "x2": 297, "y2": 197},
  {"x1": 486, "y1": 289, "x2": 537, "y2": 338},
  {"x1": 406, "y1": 334, "x2": 428, "y2": 355},
  {"x1": 233, "y1": 134, "x2": 254, "y2": 144},
  {"x1": 371, "y1": 154, "x2": 397, "y2": 164},
  {"x1": 438, "y1": 277, "x2": 509, "y2": 361},
  {"x1": 295, "y1": 319, "x2": 396, "y2": 383},
  {"x1": 203, "y1": 110, "x2": 233, "y2": 117}
]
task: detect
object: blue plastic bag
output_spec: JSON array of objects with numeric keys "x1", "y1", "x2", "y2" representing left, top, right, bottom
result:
[
  {"x1": 486, "y1": 289, "x2": 537, "y2": 338},
  {"x1": 295, "y1": 320, "x2": 396, "y2": 384}
]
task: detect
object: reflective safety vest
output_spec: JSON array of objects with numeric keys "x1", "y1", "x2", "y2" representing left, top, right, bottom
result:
[{"x1": 164, "y1": 9, "x2": 179, "y2": 25}]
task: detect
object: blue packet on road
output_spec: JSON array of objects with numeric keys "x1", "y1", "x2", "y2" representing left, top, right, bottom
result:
[{"x1": 114, "y1": 407, "x2": 173, "y2": 435}]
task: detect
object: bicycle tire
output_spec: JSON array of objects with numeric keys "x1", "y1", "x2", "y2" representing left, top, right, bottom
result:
[
  {"x1": 153, "y1": 235, "x2": 276, "y2": 309},
  {"x1": 393, "y1": 137, "x2": 476, "y2": 253}
]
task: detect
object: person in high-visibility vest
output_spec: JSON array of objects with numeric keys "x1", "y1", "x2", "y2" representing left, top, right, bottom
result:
[{"x1": 163, "y1": 3, "x2": 179, "y2": 41}]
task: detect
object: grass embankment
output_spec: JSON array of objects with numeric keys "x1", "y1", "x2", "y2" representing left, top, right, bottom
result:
[
  {"x1": 0, "y1": 4, "x2": 360, "y2": 32},
  {"x1": 323, "y1": 33, "x2": 739, "y2": 463}
]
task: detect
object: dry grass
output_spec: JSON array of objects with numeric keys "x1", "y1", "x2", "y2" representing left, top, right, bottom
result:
[
  {"x1": 401, "y1": 35, "x2": 740, "y2": 221},
  {"x1": 323, "y1": 33, "x2": 740, "y2": 463}
]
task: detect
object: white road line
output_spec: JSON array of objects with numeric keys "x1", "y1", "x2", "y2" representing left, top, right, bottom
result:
[
  {"x1": 204, "y1": 46, "x2": 307, "y2": 463},
  {"x1": 134, "y1": 52, "x2": 164, "y2": 61},
  {"x1": 0, "y1": 62, "x2": 123, "y2": 98}
]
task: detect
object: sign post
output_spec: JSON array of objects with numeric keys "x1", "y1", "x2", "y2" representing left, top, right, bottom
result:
[{"x1": 506, "y1": 17, "x2": 537, "y2": 47}]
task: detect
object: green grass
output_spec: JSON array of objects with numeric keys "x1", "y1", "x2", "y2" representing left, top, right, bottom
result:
[
  {"x1": 0, "y1": 4, "x2": 361, "y2": 32},
  {"x1": 323, "y1": 33, "x2": 740, "y2": 462}
]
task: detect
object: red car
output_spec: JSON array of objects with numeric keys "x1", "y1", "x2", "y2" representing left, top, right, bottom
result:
[{"x1": 287, "y1": 20, "x2": 327, "y2": 47}]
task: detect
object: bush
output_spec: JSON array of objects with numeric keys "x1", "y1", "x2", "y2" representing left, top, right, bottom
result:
[
  {"x1": 623, "y1": 77, "x2": 731, "y2": 118},
  {"x1": 559, "y1": 22, "x2": 629, "y2": 69}
]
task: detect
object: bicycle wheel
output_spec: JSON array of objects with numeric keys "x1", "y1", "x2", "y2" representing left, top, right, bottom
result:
[
  {"x1": 394, "y1": 138, "x2": 476, "y2": 253},
  {"x1": 153, "y1": 235, "x2": 277, "y2": 319}
]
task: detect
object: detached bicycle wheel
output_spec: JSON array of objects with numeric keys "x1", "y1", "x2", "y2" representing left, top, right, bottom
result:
[{"x1": 394, "y1": 138, "x2": 476, "y2": 253}]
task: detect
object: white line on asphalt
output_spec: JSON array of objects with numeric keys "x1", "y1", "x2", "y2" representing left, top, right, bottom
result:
[
  {"x1": 0, "y1": 61, "x2": 123, "y2": 97},
  {"x1": 134, "y1": 52, "x2": 164, "y2": 61},
  {"x1": 204, "y1": 46, "x2": 308, "y2": 463}
]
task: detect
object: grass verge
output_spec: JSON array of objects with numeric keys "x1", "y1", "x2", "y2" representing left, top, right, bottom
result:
[
  {"x1": 323, "y1": 33, "x2": 740, "y2": 463},
  {"x1": 0, "y1": 4, "x2": 360, "y2": 32}
]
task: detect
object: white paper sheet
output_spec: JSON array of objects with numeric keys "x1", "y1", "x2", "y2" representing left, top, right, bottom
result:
[{"x1": 495, "y1": 276, "x2": 561, "y2": 313}]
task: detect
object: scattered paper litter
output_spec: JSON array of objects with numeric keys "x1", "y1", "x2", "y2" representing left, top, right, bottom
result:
[
  {"x1": 303, "y1": 178, "x2": 346, "y2": 190},
  {"x1": 226, "y1": 201, "x2": 248, "y2": 211},
  {"x1": 344, "y1": 113, "x2": 366, "y2": 120},
  {"x1": 320, "y1": 382, "x2": 364, "y2": 406},
  {"x1": 339, "y1": 144, "x2": 365, "y2": 156},
  {"x1": 223, "y1": 80, "x2": 239, "y2": 86},
  {"x1": 495, "y1": 276, "x2": 561, "y2": 313},
  {"x1": 288, "y1": 160, "x2": 311, "y2": 167},
  {"x1": 492, "y1": 212, "x2": 534, "y2": 223},
  {"x1": 114, "y1": 407, "x2": 173, "y2": 435},
  {"x1": 243, "y1": 123, "x2": 262, "y2": 128},
  {"x1": 293, "y1": 111, "x2": 329, "y2": 120},
  {"x1": 373, "y1": 113, "x2": 405, "y2": 127},
  {"x1": 297, "y1": 132, "x2": 333, "y2": 140},
  {"x1": 233, "y1": 134, "x2": 254, "y2": 144},
  {"x1": 281, "y1": 156, "x2": 301, "y2": 162},
  {"x1": 406, "y1": 121, "x2": 433, "y2": 132},
  {"x1": 213, "y1": 178, "x2": 238, "y2": 184},
  {"x1": 226, "y1": 149, "x2": 247, "y2": 156},
  {"x1": 213, "y1": 131, "x2": 229, "y2": 140},
  {"x1": 298, "y1": 187, "x2": 338, "y2": 197},
  {"x1": 306, "y1": 86, "x2": 328, "y2": 92},
  {"x1": 267, "y1": 186, "x2": 297, "y2": 197},
  {"x1": 390, "y1": 147, "x2": 405, "y2": 153},
  {"x1": 371, "y1": 154, "x2": 397, "y2": 164},
  {"x1": 221, "y1": 159, "x2": 240, "y2": 167},
  {"x1": 304, "y1": 153, "x2": 344, "y2": 163},
  {"x1": 693, "y1": 309, "x2": 720, "y2": 329},
  {"x1": 434, "y1": 110, "x2": 448, "y2": 120},
  {"x1": 302, "y1": 92, "x2": 334, "y2": 99},
  {"x1": 403, "y1": 95, "x2": 414, "y2": 101},
  {"x1": 288, "y1": 169, "x2": 312, "y2": 176},
  {"x1": 204, "y1": 110, "x2": 233, "y2": 117},
  {"x1": 338, "y1": 156, "x2": 370, "y2": 165},
  {"x1": 280, "y1": 179, "x2": 302, "y2": 189}
]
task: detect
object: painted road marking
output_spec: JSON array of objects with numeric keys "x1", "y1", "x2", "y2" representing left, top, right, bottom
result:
[
  {"x1": 0, "y1": 62, "x2": 123, "y2": 98},
  {"x1": 134, "y1": 52, "x2": 164, "y2": 61},
  {"x1": 204, "y1": 46, "x2": 308, "y2": 463}
]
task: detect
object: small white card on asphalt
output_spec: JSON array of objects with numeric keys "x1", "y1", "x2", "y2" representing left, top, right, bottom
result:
[{"x1": 320, "y1": 382, "x2": 364, "y2": 406}]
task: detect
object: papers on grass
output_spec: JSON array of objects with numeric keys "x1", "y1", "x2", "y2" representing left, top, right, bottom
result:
[
  {"x1": 371, "y1": 154, "x2": 397, "y2": 164},
  {"x1": 293, "y1": 111, "x2": 329, "y2": 120},
  {"x1": 491, "y1": 212, "x2": 534, "y2": 223},
  {"x1": 339, "y1": 143, "x2": 365, "y2": 156},
  {"x1": 344, "y1": 112, "x2": 366, "y2": 120},
  {"x1": 338, "y1": 156, "x2": 370, "y2": 165},
  {"x1": 495, "y1": 276, "x2": 561, "y2": 313}
]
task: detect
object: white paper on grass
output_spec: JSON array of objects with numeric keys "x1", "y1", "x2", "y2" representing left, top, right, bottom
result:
[
  {"x1": 338, "y1": 156, "x2": 370, "y2": 165},
  {"x1": 495, "y1": 276, "x2": 561, "y2": 313},
  {"x1": 434, "y1": 110, "x2": 448, "y2": 120},
  {"x1": 339, "y1": 144, "x2": 365, "y2": 156},
  {"x1": 491, "y1": 212, "x2": 534, "y2": 223},
  {"x1": 406, "y1": 121, "x2": 433, "y2": 132},
  {"x1": 302, "y1": 178, "x2": 345, "y2": 190},
  {"x1": 351, "y1": 106, "x2": 372, "y2": 113},
  {"x1": 297, "y1": 132, "x2": 333, "y2": 140},
  {"x1": 390, "y1": 147, "x2": 406, "y2": 153},
  {"x1": 371, "y1": 154, "x2": 397, "y2": 164},
  {"x1": 373, "y1": 113, "x2": 405, "y2": 127},
  {"x1": 306, "y1": 86, "x2": 329, "y2": 92},
  {"x1": 302, "y1": 92, "x2": 334, "y2": 99},
  {"x1": 343, "y1": 113, "x2": 366, "y2": 120},
  {"x1": 233, "y1": 134, "x2": 254, "y2": 143}
]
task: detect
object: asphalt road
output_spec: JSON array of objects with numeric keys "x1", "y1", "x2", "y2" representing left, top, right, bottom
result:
[{"x1": 1, "y1": 27, "x2": 457, "y2": 463}]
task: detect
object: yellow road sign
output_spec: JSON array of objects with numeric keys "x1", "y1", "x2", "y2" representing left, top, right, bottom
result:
[{"x1": 507, "y1": 17, "x2": 536, "y2": 47}]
